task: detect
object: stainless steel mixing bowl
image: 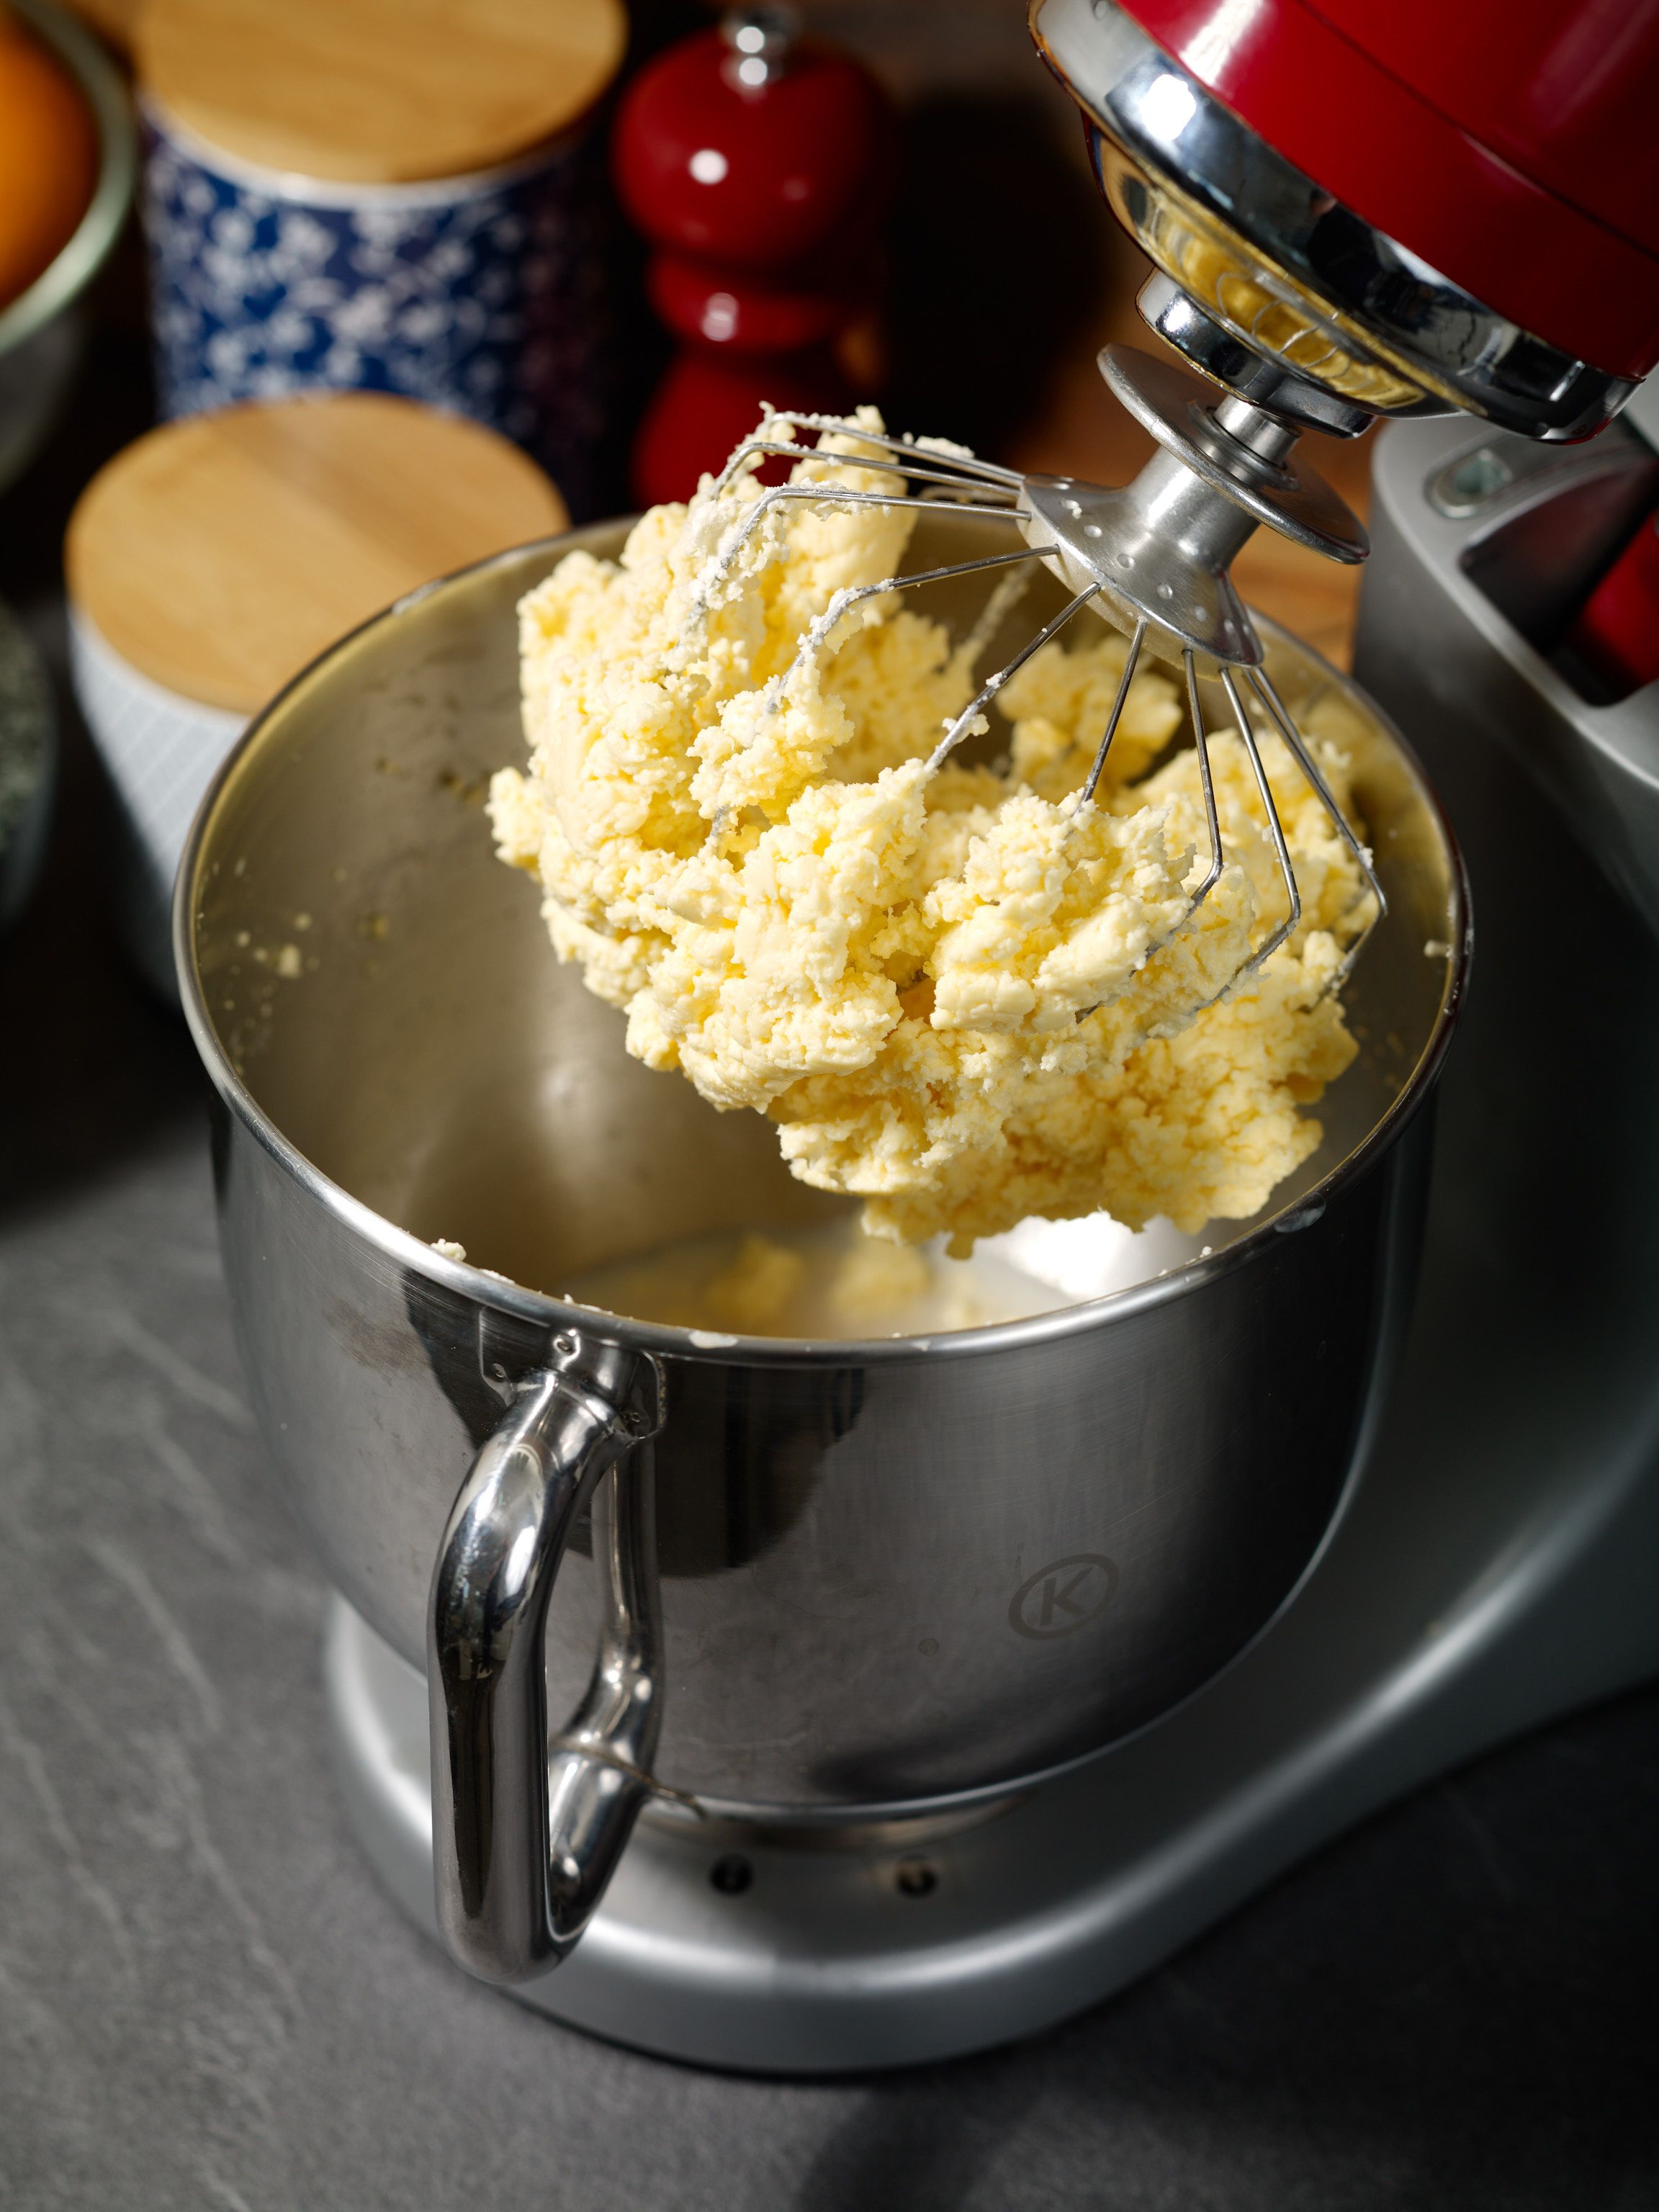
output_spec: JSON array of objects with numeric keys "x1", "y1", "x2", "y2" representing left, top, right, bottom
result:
[{"x1": 177, "y1": 514, "x2": 1466, "y2": 1984}]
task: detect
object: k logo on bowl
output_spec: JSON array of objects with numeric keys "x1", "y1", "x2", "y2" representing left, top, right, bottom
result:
[{"x1": 1008, "y1": 1553, "x2": 1119, "y2": 1640}]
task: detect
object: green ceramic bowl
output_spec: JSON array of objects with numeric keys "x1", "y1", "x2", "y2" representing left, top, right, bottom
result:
[{"x1": 0, "y1": 0, "x2": 136, "y2": 493}]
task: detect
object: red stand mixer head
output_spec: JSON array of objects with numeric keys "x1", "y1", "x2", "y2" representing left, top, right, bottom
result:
[{"x1": 1032, "y1": 0, "x2": 1659, "y2": 444}]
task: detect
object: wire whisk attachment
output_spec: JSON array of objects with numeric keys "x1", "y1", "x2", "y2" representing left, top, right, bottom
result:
[{"x1": 680, "y1": 369, "x2": 1385, "y2": 1010}]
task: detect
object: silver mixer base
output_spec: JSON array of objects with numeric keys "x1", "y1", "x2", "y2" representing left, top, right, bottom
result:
[{"x1": 325, "y1": 1357, "x2": 1659, "y2": 2082}]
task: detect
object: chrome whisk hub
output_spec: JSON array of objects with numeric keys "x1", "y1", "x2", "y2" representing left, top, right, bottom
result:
[{"x1": 1025, "y1": 346, "x2": 1367, "y2": 674}]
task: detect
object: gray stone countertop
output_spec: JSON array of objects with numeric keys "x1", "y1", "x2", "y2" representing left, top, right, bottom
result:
[{"x1": 2, "y1": 346, "x2": 1657, "y2": 2212}]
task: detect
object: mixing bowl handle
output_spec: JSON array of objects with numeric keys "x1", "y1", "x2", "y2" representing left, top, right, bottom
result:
[{"x1": 427, "y1": 1346, "x2": 668, "y2": 1984}]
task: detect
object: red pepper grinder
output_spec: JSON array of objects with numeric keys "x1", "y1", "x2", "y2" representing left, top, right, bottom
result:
[{"x1": 613, "y1": 4, "x2": 893, "y2": 506}]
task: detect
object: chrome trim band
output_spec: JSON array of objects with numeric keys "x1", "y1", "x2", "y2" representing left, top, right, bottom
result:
[{"x1": 1136, "y1": 274, "x2": 1375, "y2": 439}]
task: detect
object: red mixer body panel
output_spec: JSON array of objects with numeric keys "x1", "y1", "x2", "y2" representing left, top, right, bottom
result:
[{"x1": 1116, "y1": 0, "x2": 1659, "y2": 377}]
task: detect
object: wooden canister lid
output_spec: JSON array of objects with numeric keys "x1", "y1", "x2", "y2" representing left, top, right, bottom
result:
[
  {"x1": 136, "y1": 0, "x2": 626, "y2": 186},
  {"x1": 66, "y1": 394, "x2": 569, "y2": 713}
]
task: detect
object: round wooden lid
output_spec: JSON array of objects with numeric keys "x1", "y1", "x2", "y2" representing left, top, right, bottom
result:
[
  {"x1": 66, "y1": 394, "x2": 570, "y2": 713},
  {"x1": 137, "y1": 0, "x2": 626, "y2": 186}
]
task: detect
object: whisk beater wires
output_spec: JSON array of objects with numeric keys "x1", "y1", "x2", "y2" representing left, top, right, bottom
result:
[
  {"x1": 774, "y1": 545, "x2": 1050, "y2": 701},
  {"x1": 1183, "y1": 649, "x2": 1226, "y2": 913},
  {"x1": 1076, "y1": 616, "x2": 1148, "y2": 809},
  {"x1": 927, "y1": 583, "x2": 1106, "y2": 770},
  {"x1": 685, "y1": 411, "x2": 1382, "y2": 1016},
  {"x1": 709, "y1": 418, "x2": 1024, "y2": 498},
  {"x1": 689, "y1": 417, "x2": 1028, "y2": 624},
  {"x1": 1246, "y1": 667, "x2": 1387, "y2": 938},
  {"x1": 1222, "y1": 665, "x2": 1303, "y2": 975}
]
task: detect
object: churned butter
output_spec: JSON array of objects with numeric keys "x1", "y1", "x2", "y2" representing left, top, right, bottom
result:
[{"x1": 491, "y1": 415, "x2": 1369, "y2": 1252}]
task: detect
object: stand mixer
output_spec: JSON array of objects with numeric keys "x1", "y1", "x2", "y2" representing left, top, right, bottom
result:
[{"x1": 176, "y1": 0, "x2": 1659, "y2": 2070}]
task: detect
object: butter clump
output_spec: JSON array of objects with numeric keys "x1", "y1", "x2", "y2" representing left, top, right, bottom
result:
[{"x1": 491, "y1": 413, "x2": 1370, "y2": 1252}]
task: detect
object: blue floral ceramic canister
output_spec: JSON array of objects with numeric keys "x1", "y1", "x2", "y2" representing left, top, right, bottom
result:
[{"x1": 134, "y1": 0, "x2": 627, "y2": 518}]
